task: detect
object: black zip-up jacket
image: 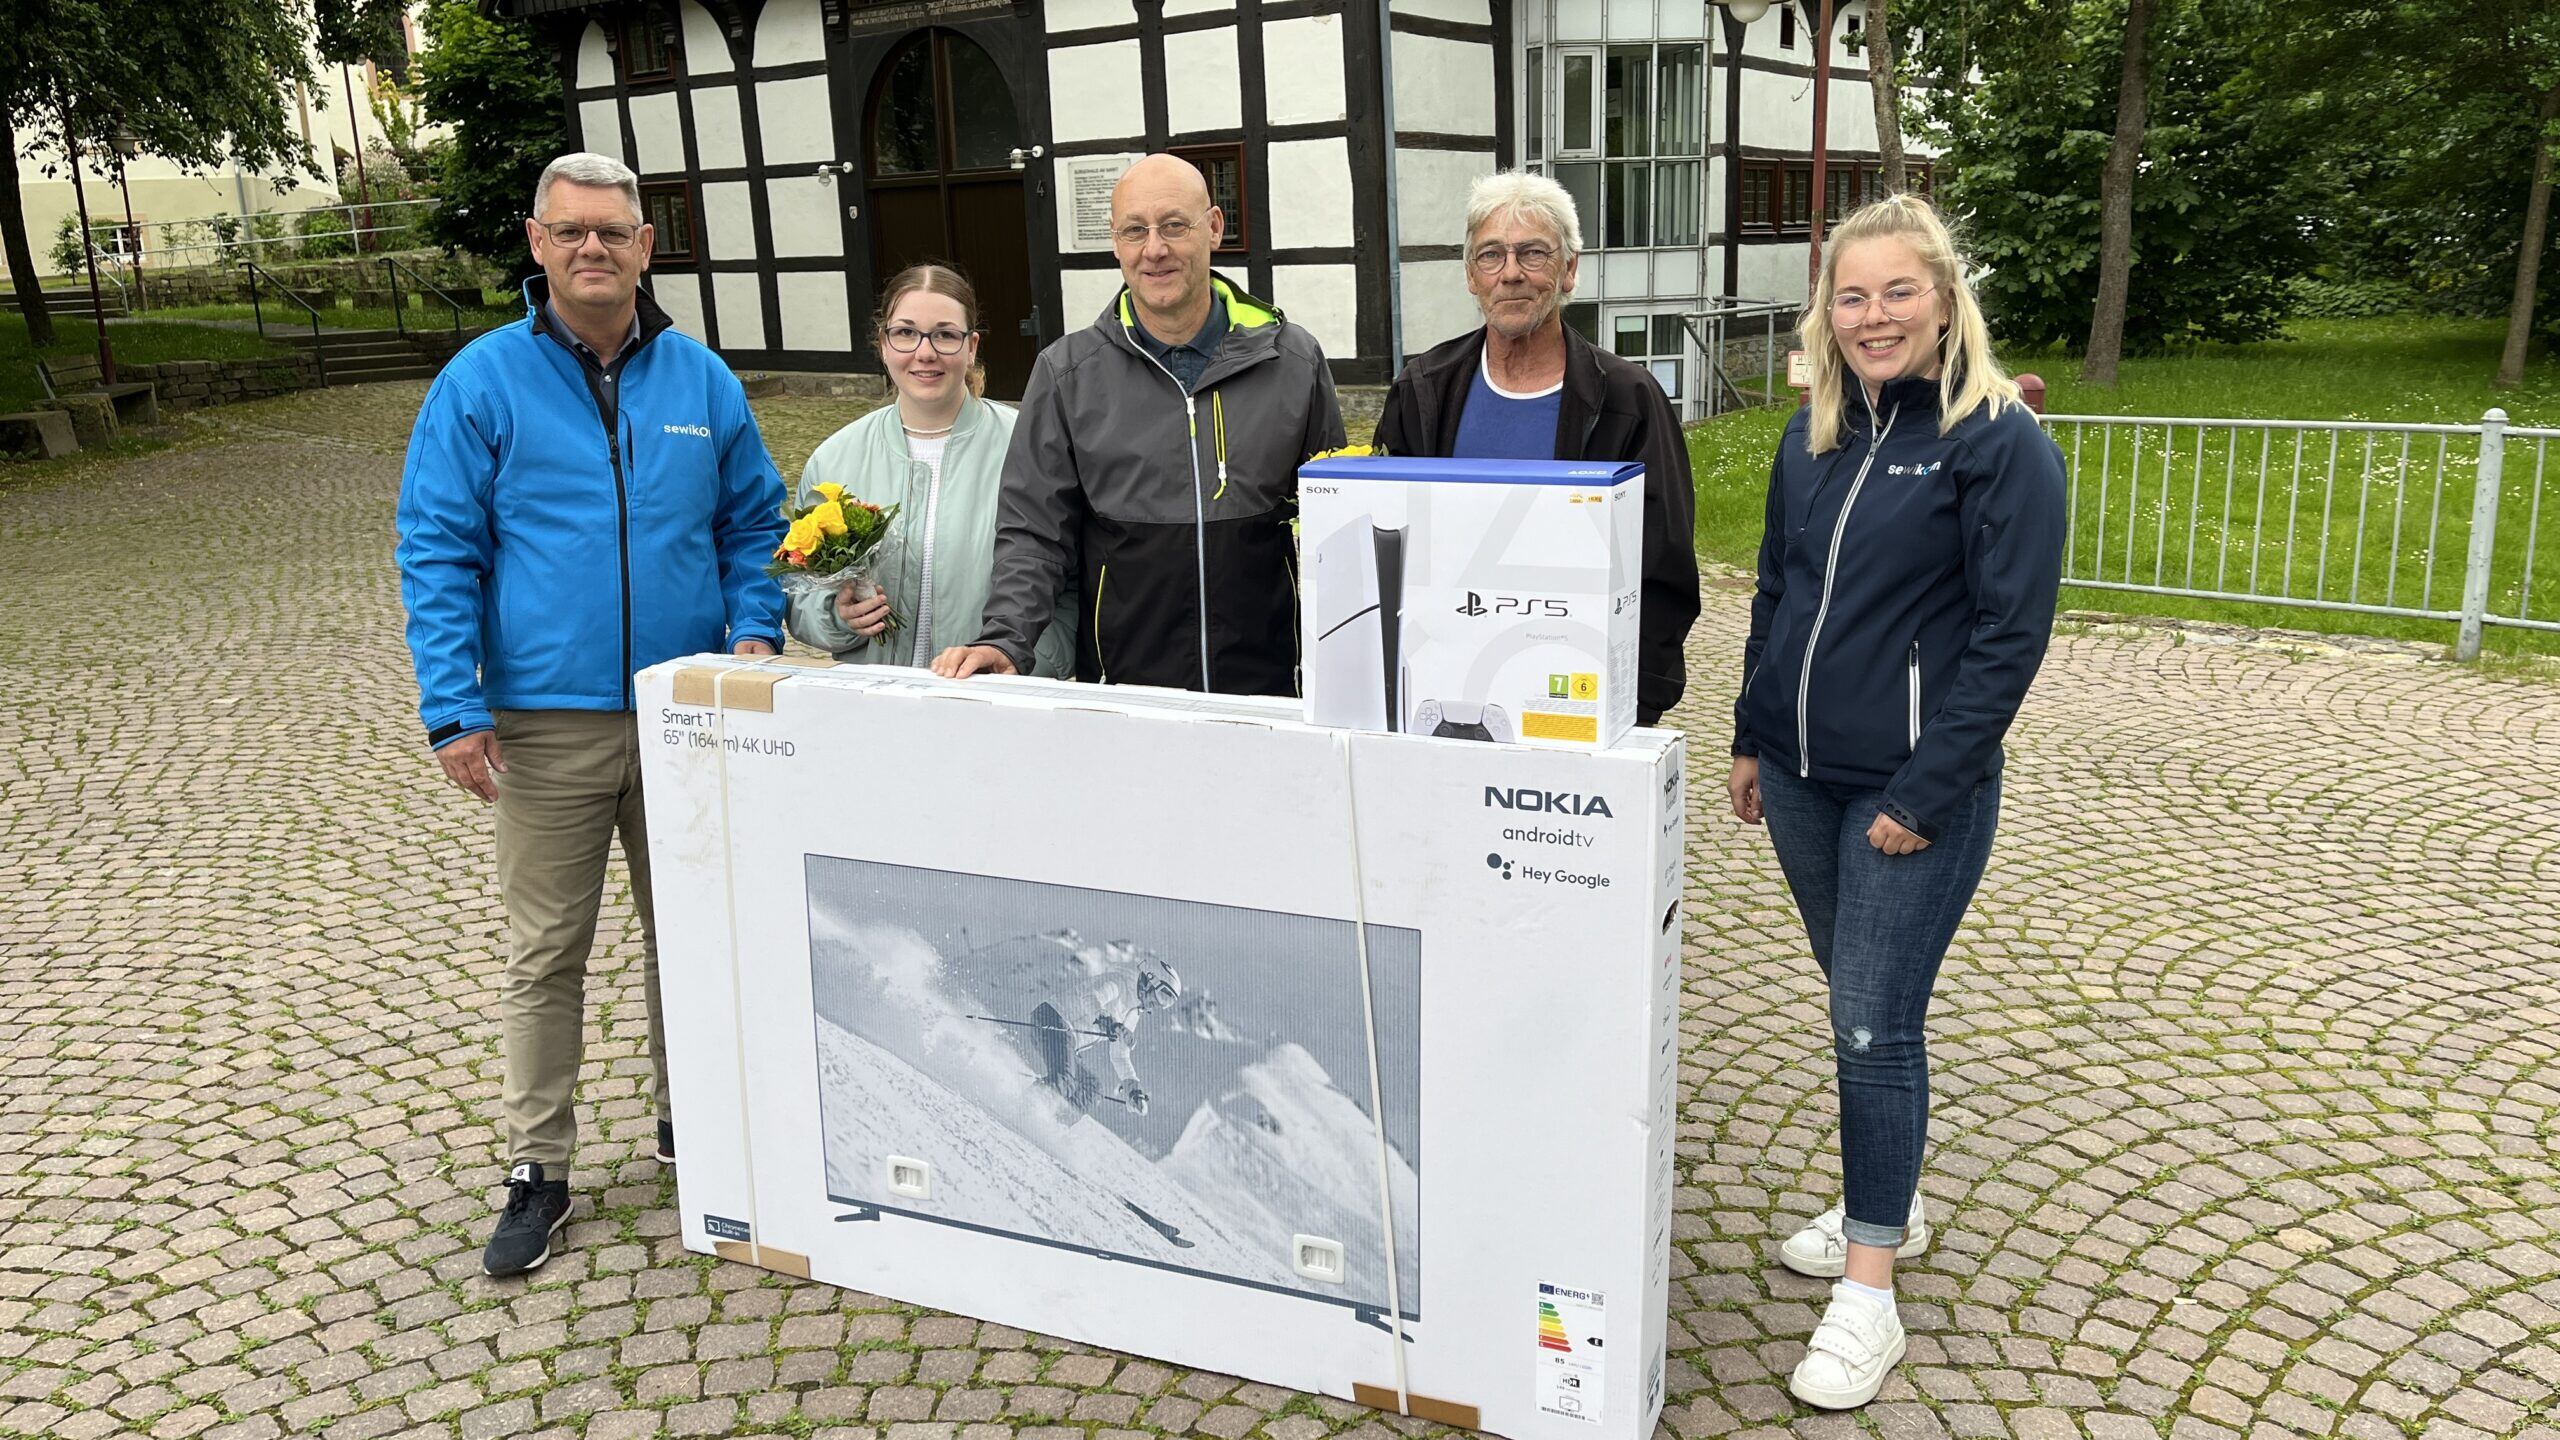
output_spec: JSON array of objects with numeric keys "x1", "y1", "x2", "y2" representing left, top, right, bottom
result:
[
  {"x1": 1735, "y1": 375, "x2": 2066, "y2": 842},
  {"x1": 1374, "y1": 323, "x2": 1701, "y2": 726},
  {"x1": 979, "y1": 276, "x2": 1344, "y2": 695}
]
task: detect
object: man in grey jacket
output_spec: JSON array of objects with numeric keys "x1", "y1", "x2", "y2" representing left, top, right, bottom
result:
[{"x1": 932, "y1": 154, "x2": 1344, "y2": 696}]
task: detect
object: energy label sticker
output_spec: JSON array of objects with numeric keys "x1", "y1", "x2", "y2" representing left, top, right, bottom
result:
[{"x1": 1535, "y1": 1282, "x2": 1608, "y2": 1425}]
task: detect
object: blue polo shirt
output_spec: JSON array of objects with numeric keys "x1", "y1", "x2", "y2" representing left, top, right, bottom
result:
[{"x1": 1130, "y1": 289, "x2": 1230, "y2": 394}]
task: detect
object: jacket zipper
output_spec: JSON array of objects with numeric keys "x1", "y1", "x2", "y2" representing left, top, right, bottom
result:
[
  {"x1": 1117, "y1": 325, "x2": 1215, "y2": 691},
  {"x1": 1794, "y1": 394, "x2": 1900, "y2": 778},
  {"x1": 609, "y1": 412, "x2": 633, "y2": 708},
  {"x1": 1906, "y1": 640, "x2": 1921, "y2": 750},
  {"x1": 909, "y1": 433, "x2": 948, "y2": 667},
  {"x1": 1093, "y1": 565, "x2": 1111, "y2": 684}
]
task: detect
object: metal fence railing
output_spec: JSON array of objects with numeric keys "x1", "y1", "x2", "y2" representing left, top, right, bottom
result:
[{"x1": 2042, "y1": 409, "x2": 2558, "y2": 658}]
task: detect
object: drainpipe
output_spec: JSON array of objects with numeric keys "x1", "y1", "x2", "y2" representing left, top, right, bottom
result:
[{"x1": 1378, "y1": 0, "x2": 1404, "y2": 376}]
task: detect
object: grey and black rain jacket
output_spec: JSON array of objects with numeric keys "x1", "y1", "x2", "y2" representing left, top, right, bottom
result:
[{"x1": 976, "y1": 275, "x2": 1346, "y2": 696}]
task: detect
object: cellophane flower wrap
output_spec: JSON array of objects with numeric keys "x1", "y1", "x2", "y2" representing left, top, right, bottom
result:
[{"x1": 766, "y1": 483, "x2": 903, "y2": 634}]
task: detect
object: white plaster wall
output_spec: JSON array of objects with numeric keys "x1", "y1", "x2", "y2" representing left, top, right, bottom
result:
[
  {"x1": 1393, "y1": 147, "x2": 1494, "y2": 251},
  {"x1": 755, "y1": 0, "x2": 826, "y2": 66},
  {"x1": 1048, "y1": 41, "x2": 1147, "y2": 143},
  {"x1": 1261, "y1": 17, "x2": 1346, "y2": 126},
  {"x1": 693, "y1": 87, "x2": 747, "y2": 170},
  {"x1": 630, "y1": 94, "x2": 686, "y2": 174},
  {"x1": 577, "y1": 23, "x2": 615, "y2": 88},
  {"x1": 713, "y1": 271, "x2": 767, "y2": 349},
  {"x1": 1268, "y1": 264, "x2": 1357, "y2": 360},
  {"x1": 653, "y1": 278, "x2": 708, "y2": 342},
  {"x1": 576, "y1": 100, "x2": 623, "y2": 164},
  {"x1": 1391, "y1": 34, "x2": 1495, "y2": 135},
  {"x1": 755, "y1": 76, "x2": 839, "y2": 165},
  {"x1": 1265, "y1": 139, "x2": 1354, "y2": 250},
  {"x1": 681, "y1": 0, "x2": 733, "y2": 74},
  {"x1": 1059, "y1": 268, "x2": 1125, "y2": 329},
  {"x1": 1391, "y1": 0, "x2": 1490, "y2": 23},
  {"x1": 702, "y1": 181, "x2": 756, "y2": 261},
  {"x1": 1399, "y1": 258, "x2": 1478, "y2": 353},
  {"x1": 1163, "y1": 0, "x2": 1233, "y2": 15},
  {"x1": 1163, "y1": 28, "x2": 1242, "y2": 134},
  {"x1": 777, "y1": 272, "x2": 853, "y2": 351},
  {"x1": 1046, "y1": 0, "x2": 1138, "y2": 31},
  {"x1": 765, "y1": 176, "x2": 844, "y2": 256},
  {"x1": 1738, "y1": 244, "x2": 1809, "y2": 307}
]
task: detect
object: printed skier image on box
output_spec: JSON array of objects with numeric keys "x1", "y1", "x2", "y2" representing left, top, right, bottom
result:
[{"x1": 806, "y1": 856, "x2": 1423, "y2": 1318}]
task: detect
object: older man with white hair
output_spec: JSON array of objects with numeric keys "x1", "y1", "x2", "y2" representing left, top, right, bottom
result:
[
  {"x1": 1375, "y1": 171, "x2": 1700, "y2": 726},
  {"x1": 396, "y1": 152, "x2": 786, "y2": 1276}
]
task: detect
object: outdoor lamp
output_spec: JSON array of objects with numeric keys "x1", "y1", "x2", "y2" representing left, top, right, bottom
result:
[
  {"x1": 1717, "y1": 0, "x2": 1771, "y2": 20},
  {"x1": 109, "y1": 125, "x2": 140, "y2": 160}
]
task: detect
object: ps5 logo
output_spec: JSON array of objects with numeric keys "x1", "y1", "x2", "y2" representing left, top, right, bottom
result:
[
  {"x1": 1485, "y1": 786, "x2": 1615, "y2": 818},
  {"x1": 1457, "y1": 591, "x2": 1570, "y2": 618}
]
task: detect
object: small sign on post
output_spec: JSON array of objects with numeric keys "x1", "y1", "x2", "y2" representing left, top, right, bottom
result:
[{"x1": 1787, "y1": 349, "x2": 1810, "y2": 407}]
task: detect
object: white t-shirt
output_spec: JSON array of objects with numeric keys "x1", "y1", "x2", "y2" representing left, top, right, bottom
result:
[{"x1": 905, "y1": 432, "x2": 949, "y2": 667}]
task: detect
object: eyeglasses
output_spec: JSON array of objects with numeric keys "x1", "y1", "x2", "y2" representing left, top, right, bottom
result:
[
  {"x1": 1113, "y1": 217, "x2": 1200, "y2": 248},
  {"x1": 539, "y1": 221, "x2": 641, "y2": 250},
  {"x1": 882, "y1": 324, "x2": 971, "y2": 355},
  {"x1": 1829, "y1": 284, "x2": 1937, "y2": 326},
  {"x1": 1470, "y1": 243, "x2": 1561, "y2": 275}
]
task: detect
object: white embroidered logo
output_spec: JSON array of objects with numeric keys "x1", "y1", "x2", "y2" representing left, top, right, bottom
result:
[{"x1": 663, "y1": 423, "x2": 712, "y2": 438}]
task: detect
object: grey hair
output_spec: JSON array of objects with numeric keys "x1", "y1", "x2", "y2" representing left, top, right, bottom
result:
[
  {"x1": 532, "y1": 152, "x2": 642, "y2": 221},
  {"x1": 1463, "y1": 171, "x2": 1583, "y2": 257}
]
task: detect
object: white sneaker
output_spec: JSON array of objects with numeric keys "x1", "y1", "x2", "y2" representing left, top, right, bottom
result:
[
  {"x1": 1777, "y1": 1192, "x2": 1931, "y2": 1278},
  {"x1": 1789, "y1": 1283, "x2": 1907, "y2": 1410}
]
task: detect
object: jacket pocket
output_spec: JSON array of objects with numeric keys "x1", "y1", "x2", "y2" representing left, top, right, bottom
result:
[{"x1": 1906, "y1": 641, "x2": 1922, "y2": 751}]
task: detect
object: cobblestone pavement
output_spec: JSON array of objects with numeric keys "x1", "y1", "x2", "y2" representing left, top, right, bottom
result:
[{"x1": 2, "y1": 381, "x2": 2555, "y2": 1440}]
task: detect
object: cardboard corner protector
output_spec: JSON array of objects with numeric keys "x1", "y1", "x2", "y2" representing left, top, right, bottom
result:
[
  {"x1": 712, "y1": 1240, "x2": 812, "y2": 1279},
  {"x1": 670, "y1": 665, "x2": 729, "y2": 708},
  {"x1": 1351, "y1": 1384, "x2": 1480, "y2": 1430}
]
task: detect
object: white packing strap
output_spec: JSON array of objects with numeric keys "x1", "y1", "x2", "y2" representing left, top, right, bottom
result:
[
  {"x1": 711, "y1": 662, "x2": 767, "y2": 1270},
  {"x1": 1336, "y1": 732, "x2": 1412, "y2": 1415}
]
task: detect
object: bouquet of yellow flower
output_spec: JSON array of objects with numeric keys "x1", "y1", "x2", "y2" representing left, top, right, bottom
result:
[{"x1": 767, "y1": 482, "x2": 903, "y2": 633}]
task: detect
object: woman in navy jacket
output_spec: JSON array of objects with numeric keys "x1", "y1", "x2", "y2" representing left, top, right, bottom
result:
[{"x1": 1728, "y1": 194, "x2": 2065, "y2": 1410}]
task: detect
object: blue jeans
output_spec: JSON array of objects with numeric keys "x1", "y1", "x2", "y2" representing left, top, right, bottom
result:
[{"x1": 1757, "y1": 764, "x2": 2000, "y2": 1248}]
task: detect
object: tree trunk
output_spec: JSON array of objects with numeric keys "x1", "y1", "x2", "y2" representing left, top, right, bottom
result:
[
  {"x1": 1867, "y1": 0, "x2": 1907, "y2": 193},
  {"x1": 0, "y1": 104, "x2": 59, "y2": 348},
  {"x1": 2080, "y1": 0, "x2": 2155, "y2": 387},
  {"x1": 2495, "y1": 80, "x2": 2560, "y2": 390}
]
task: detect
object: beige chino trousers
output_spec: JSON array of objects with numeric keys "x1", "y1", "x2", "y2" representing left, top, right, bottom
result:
[{"x1": 490, "y1": 709, "x2": 670, "y2": 1172}]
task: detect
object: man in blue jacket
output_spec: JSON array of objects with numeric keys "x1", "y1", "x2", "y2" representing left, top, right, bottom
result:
[{"x1": 395, "y1": 152, "x2": 786, "y2": 1278}]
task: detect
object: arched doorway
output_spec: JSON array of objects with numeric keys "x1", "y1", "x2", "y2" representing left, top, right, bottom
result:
[{"x1": 865, "y1": 29, "x2": 1037, "y2": 399}]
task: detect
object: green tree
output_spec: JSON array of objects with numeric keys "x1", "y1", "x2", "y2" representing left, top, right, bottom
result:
[
  {"x1": 414, "y1": 0, "x2": 564, "y2": 279},
  {"x1": 2274, "y1": 1, "x2": 2560, "y2": 387},
  {"x1": 1, "y1": 0, "x2": 314, "y2": 344},
  {"x1": 1897, "y1": 0, "x2": 2314, "y2": 359}
]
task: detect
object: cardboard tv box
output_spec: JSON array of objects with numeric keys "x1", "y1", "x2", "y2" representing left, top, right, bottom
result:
[
  {"x1": 639, "y1": 658, "x2": 1686, "y2": 1440},
  {"x1": 1300, "y1": 457, "x2": 1644, "y2": 750}
]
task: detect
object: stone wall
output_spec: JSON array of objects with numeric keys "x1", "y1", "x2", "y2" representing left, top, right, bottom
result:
[{"x1": 121, "y1": 353, "x2": 324, "y2": 413}]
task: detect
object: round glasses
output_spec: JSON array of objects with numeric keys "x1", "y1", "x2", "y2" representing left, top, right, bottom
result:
[
  {"x1": 1114, "y1": 217, "x2": 1201, "y2": 248},
  {"x1": 1469, "y1": 243, "x2": 1560, "y2": 275},
  {"x1": 882, "y1": 325, "x2": 971, "y2": 355},
  {"x1": 1830, "y1": 284, "x2": 1937, "y2": 327}
]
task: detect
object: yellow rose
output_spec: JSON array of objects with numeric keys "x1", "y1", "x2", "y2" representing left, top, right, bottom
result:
[
  {"x1": 811, "y1": 499, "x2": 850, "y2": 538},
  {"x1": 813, "y1": 482, "x2": 846, "y2": 503},
  {"x1": 783, "y1": 514, "x2": 824, "y2": 556}
]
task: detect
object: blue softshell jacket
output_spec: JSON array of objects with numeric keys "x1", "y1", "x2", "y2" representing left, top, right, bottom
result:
[
  {"x1": 396, "y1": 280, "x2": 787, "y2": 747},
  {"x1": 1734, "y1": 373, "x2": 2067, "y2": 842}
]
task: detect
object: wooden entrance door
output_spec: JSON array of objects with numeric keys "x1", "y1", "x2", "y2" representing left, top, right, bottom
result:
[{"x1": 864, "y1": 29, "x2": 1036, "y2": 400}]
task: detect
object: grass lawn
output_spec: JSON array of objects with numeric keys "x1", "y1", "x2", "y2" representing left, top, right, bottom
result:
[
  {"x1": 1, "y1": 312, "x2": 289, "y2": 412},
  {"x1": 140, "y1": 297, "x2": 519, "y2": 336},
  {"x1": 1687, "y1": 317, "x2": 2560, "y2": 657}
]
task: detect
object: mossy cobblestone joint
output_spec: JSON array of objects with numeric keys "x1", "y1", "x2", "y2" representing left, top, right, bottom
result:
[{"x1": 0, "y1": 379, "x2": 2554, "y2": 1440}]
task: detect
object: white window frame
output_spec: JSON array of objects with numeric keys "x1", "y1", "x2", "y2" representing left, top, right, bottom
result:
[{"x1": 1554, "y1": 46, "x2": 1602, "y2": 160}]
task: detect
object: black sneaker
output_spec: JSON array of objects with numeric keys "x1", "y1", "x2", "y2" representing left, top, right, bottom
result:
[
  {"x1": 655, "y1": 1120, "x2": 675, "y2": 1165},
  {"x1": 482, "y1": 1162, "x2": 571, "y2": 1277}
]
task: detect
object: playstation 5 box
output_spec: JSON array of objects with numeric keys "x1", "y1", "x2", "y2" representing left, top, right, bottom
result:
[
  {"x1": 639, "y1": 657, "x2": 1685, "y2": 1440},
  {"x1": 1301, "y1": 457, "x2": 1644, "y2": 750}
]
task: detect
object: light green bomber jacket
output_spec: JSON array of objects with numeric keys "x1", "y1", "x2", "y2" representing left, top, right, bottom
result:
[{"x1": 783, "y1": 398, "x2": 1075, "y2": 676}]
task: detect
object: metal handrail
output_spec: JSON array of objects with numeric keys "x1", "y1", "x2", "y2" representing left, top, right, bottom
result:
[
  {"x1": 240, "y1": 258, "x2": 328, "y2": 387},
  {"x1": 380, "y1": 255, "x2": 468, "y2": 340}
]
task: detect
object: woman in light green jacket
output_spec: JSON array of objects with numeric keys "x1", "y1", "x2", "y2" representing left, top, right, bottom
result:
[{"x1": 785, "y1": 264, "x2": 1075, "y2": 675}]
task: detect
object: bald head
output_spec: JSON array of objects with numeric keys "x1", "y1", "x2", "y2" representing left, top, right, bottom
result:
[
  {"x1": 1109, "y1": 152, "x2": 1224, "y2": 339},
  {"x1": 1112, "y1": 153, "x2": 1213, "y2": 218}
]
